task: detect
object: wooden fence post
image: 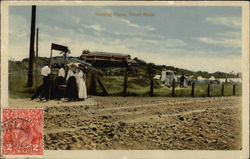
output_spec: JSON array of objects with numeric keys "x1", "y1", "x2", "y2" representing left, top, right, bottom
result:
[
  {"x1": 148, "y1": 64, "x2": 154, "y2": 97},
  {"x1": 207, "y1": 84, "x2": 210, "y2": 97},
  {"x1": 191, "y1": 82, "x2": 195, "y2": 97},
  {"x1": 123, "y1": 68, "x2": 128, "y2": 97},
  {"x1": 233, "y1": 84, "x2": 236, "y2": 96},
  {"x1": 89, "y1": 73, "x2": 97, "y2": 94},
  {"x1": 222, "y1": 83, "x2": 224, "y2": 96},
  {"x1": 150, "y1": 78, "x2": 154, "y2": 97},
  {"x1": 172, "y1": 79, "x2": 175, "y2": 97}
]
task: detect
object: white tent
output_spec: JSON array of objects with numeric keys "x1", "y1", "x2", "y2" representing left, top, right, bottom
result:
[
  {"x1": 161, "y1": 69, "x2": 166, "y2": 82},
  {"x1": 209, "y1": 76, "x2": 216, "y2": 81},
  {"x1": 228, "y1": 78, "x2": 242, "y2": 84},
  {"x1": 197, "y1": 76, "x2": 207, "y2": 84},
  {"x1": 218, "y1": 78, "x2": 226, "y2": 84},
  {"x1": 197, "y1": 76, "x2": 205, "y2": 80},
  {"x1": 164, "y1": 70, "x2": 177, "y2": 86},
  {"x1": 183, "y1": 77, "x2": 188, "y2": 87}
]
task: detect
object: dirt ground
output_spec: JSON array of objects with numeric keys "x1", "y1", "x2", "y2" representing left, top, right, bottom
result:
[{"x1": 9, "y1": 96, "x2": 242, "y2": 150}]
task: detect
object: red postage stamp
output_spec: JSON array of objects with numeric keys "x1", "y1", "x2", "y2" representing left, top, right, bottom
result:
[{"x1": 2, "y1": 109, "x2": 44, "y2": 155}]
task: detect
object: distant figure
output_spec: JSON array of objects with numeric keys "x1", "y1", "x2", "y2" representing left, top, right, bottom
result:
[
  {"x1": 66, "y1": 67, "x2": 78, "y2": 101},
  {"x1": 75, "y1": 66, "x2": 87, "y2": 101},
  {"x1": 31, "y1": 62, "x2": 51, "y2": 101},
  {"x1": 56, "y1": 64, "x2": 66, "y2": 99},
  {"x1": 161, "y1": 68, "x2": 166, "y2": 83},
  {"x1": 180, "y1": 74, "x2": 185, "y2": 87}
]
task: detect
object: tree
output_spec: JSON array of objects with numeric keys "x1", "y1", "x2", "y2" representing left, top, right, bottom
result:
[{"x1": 82, "y1": 50, "x2": 90, "y2": 54}]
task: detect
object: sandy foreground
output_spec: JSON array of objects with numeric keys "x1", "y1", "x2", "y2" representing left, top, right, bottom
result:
[{"x1": 9, "y1": 96, "x2": 241, "y2": 150}]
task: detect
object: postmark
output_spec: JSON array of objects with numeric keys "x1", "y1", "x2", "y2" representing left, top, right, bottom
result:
[{"x1": 2, "y1": 109, "x2": 43, "y2": 155}]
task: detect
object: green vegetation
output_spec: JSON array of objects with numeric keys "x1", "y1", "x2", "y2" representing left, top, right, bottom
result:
[
  {"x1": 9, "y1": 57, "x2": 68, "y2": 98},
  {"x1": 9, "y1": 70, "x2": 38, "y2": 98},
  {"x1": 96, "y1": 76, "x2": 242, "y2": 97},
  {"x1": 9, "y1": 57, "x2": 242, "y2": 98},
  {"x1": 132, "y1": 58, "x2": 237, "y2": 78}
]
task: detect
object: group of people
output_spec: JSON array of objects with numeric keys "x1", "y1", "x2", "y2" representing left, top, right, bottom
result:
[{"x1": 31, "y1": 62, "x2": 87, "y2": 101}]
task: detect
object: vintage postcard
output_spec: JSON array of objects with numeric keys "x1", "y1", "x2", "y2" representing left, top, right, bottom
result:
[{"x1": 1, "y1": 1, "x2": 249, "y2": 159}]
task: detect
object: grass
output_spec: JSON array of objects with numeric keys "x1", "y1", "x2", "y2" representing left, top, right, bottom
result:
[
  {"x1": 9, "y1": 58, "x2": 241, "y2": 98},
  {"x1": 9, "y1": 70, "x2": 242, "y2": 99},
  {"x1": 96, "y1": 76, "x2": 124, "y2": 95},
  {"x1": 9, "y1": 71, "x2": 40, "y2": 98},
  {"x1": 97, "y1": 76, "x2": 242, "y2": 97}
]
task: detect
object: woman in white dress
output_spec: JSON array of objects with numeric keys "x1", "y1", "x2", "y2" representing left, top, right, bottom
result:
[{"x1": 75, "y1": 67, "x2": 87, "y2": 100}]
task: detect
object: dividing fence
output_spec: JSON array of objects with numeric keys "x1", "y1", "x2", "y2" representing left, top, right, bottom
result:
[
  {"x1": 103, "y1": 65, "x2": 237, "y2": 97},
  {"x1": 121, "y1": 78, "x2": 241, "y2": 97}
]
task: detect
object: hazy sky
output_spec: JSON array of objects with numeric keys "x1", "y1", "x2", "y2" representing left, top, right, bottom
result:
[{"x1": 9, "y1": 6, "x2": 242, "y2": 73}]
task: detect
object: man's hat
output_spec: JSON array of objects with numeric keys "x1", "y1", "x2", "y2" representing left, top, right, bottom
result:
[{"x1": 67, "y1": 62, "x2": 77, "y2": 68}]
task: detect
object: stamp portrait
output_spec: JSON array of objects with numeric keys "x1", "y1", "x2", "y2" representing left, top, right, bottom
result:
[{"x1": 2, "y1": 109, "x2": 44, "y2": 155}]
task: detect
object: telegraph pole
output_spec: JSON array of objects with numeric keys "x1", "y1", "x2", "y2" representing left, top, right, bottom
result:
[
  {"x1": 35, "y1": 27, "x2": 39, "y2": 92},
  {"x1": 27, "y1": 5, "x2": 36, "y2": 87}
]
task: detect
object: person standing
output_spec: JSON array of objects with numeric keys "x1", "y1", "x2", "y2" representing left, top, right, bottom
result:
[
  {"x1": 75, "y1": 66, "x2": 87, "y2": 101},
  {"x1": 66, "y1": 66, "x2": 78, "y2": 101},
  {"x1": 58, "y1": 64, "x2": 65, "y2": 84},
  {"x1": 31, "y1": 62, "x2": 51, "y2": 101},
  {"x1": 56, "y1": 64, "x2": 66, "y2": 99},
  {"x1": 40, "y1": 63, "x2": 51, "y2": 100},
  {"x1": 180, "y1": 74, "x2": 185, "y2": 87}
]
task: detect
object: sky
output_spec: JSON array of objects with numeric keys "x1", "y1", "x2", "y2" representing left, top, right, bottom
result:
[{"x1": 9, "y1": 5, "x2": 242, "y2": 73}]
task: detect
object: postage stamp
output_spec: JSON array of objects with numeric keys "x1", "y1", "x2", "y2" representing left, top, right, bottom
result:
[{"x1": 2, "y1": 109, "x2": 44, "y2": 155}]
